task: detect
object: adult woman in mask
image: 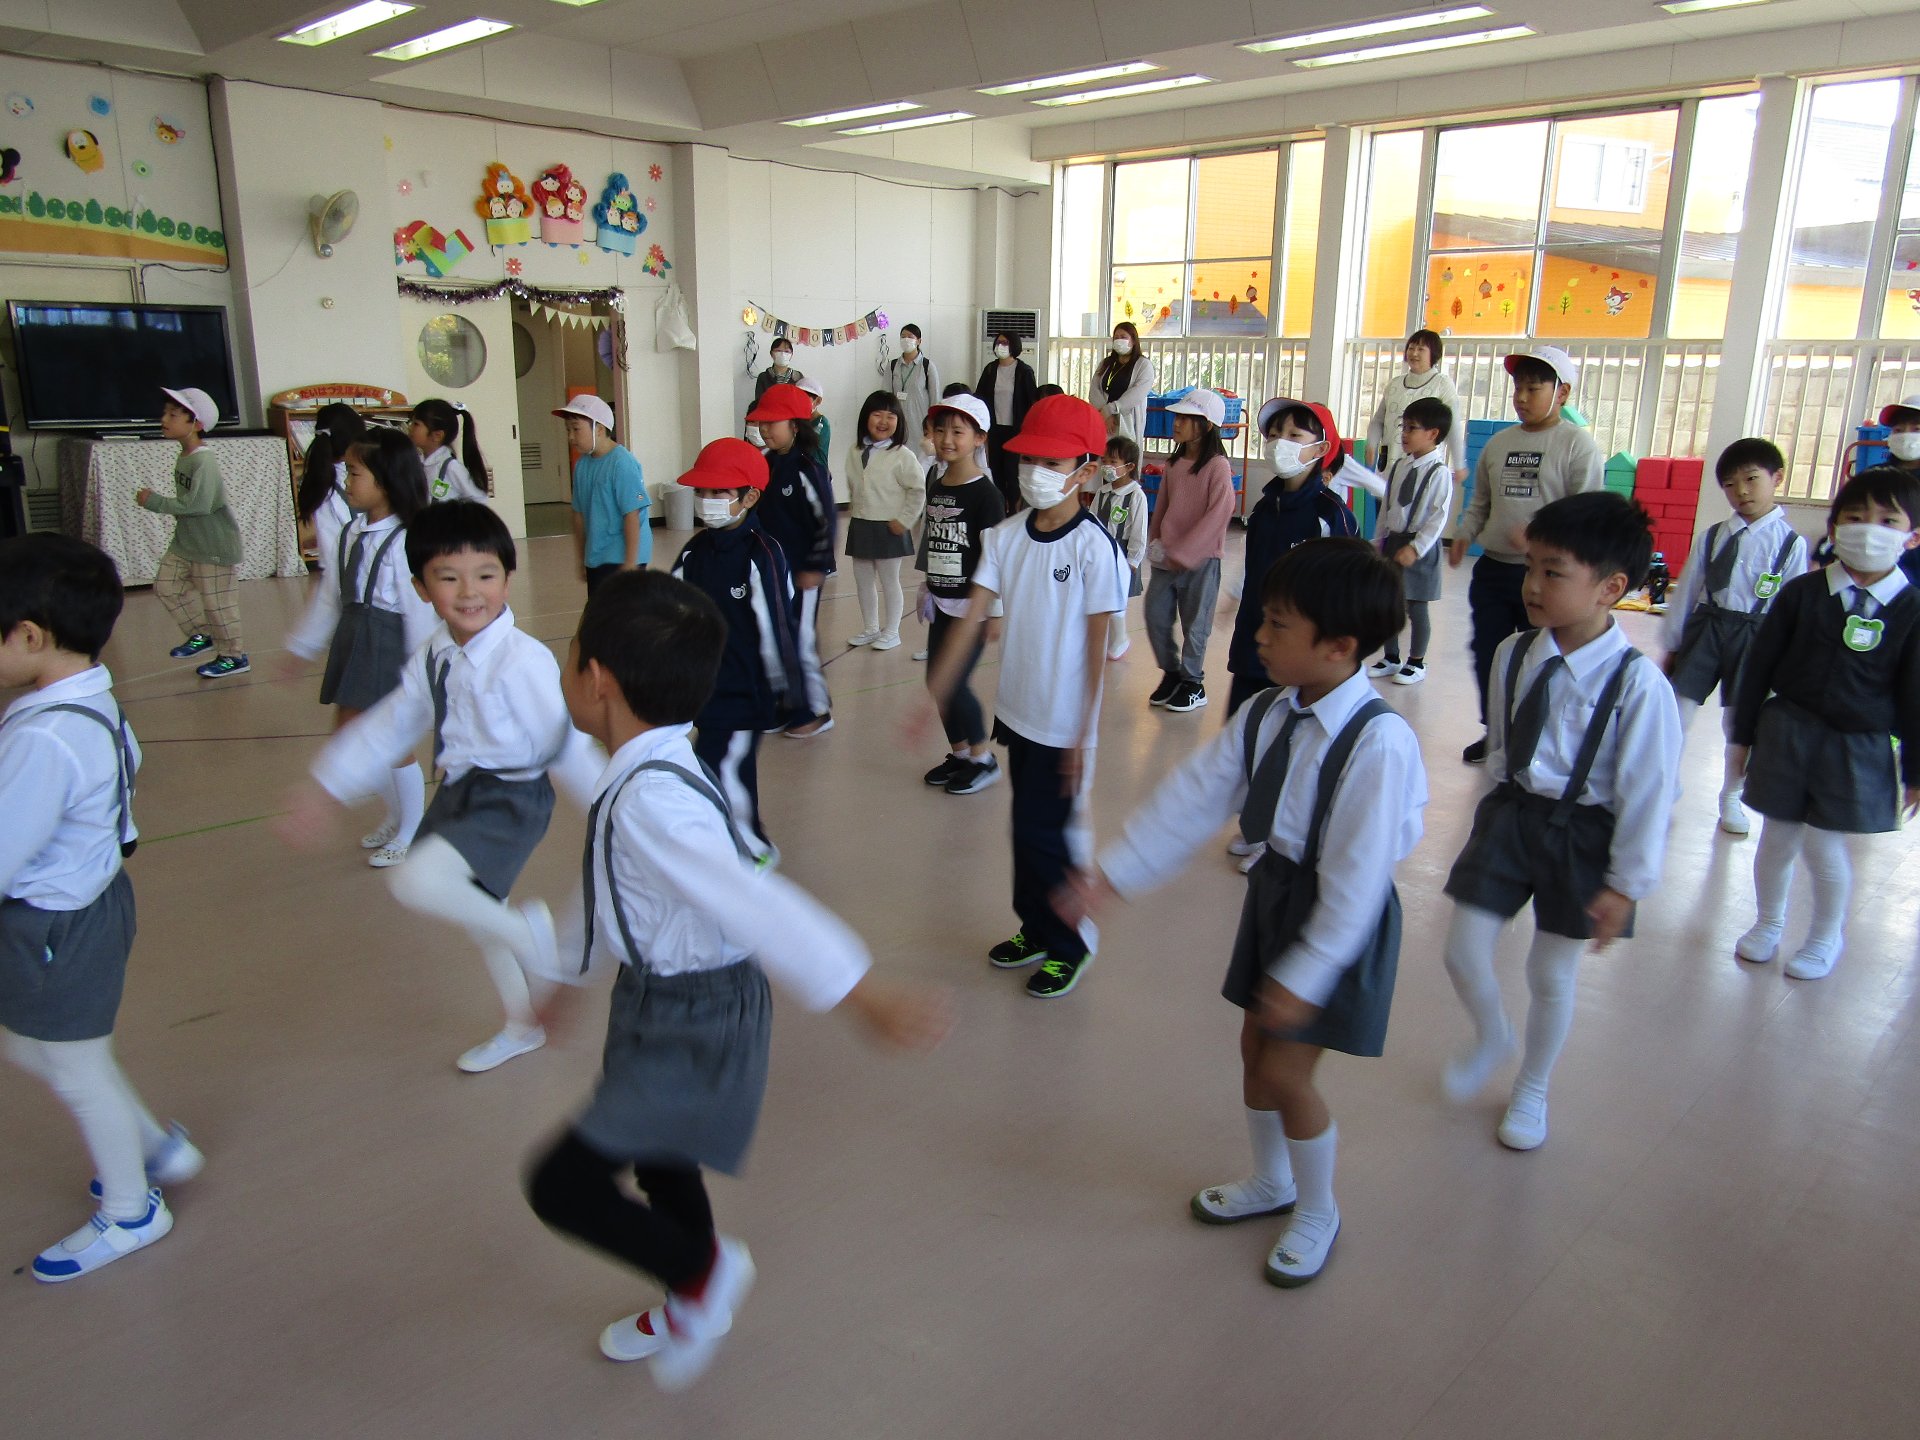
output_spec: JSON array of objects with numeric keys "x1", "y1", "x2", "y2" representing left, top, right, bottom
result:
[
  {"x1": 974, "y1": 331, "x2": 1038, "y2": 513},
  {"x1": 1090, "y1": 323, "x2": 1153, "y2": 444},
  {"x1": 748, "y1": 339, "x2": 806, "y2": 435},
  {"x1": 888, "y1": 324, "x2": 941, "y2": 455},
  {"x1": 1365, "y1": 330, "x2": 1465, "y2": 481}
]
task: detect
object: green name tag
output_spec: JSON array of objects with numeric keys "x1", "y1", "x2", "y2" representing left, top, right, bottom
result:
[
  {"x1": 1843, "y1": 615, "x2": 1884, "y2": 652},
  {"x1": 1754, "y1": 572, "x2": 1781, "y2": 600}
]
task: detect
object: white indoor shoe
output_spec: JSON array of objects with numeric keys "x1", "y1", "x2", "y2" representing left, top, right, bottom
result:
[
  {"x1": 1265, "y1": 1209, "x2": 1339, "y2": 1287},
  {"x1": 1106, "y1": 640, "x2": 1131, "y2": 661},
  {"x1": 649, "y1": 1238, "x2": 757, "y2": 1392},
  {"x1": 360, "y1": 820, "x2": 399, "y2": 850},
  {"x1": 1785, "y1": 938, "x2": 1841, "y2": 981},
  {"x1": 1442, "y1": 1022, "x2": 1518, "y2": 1104},
  {"x1": 367, "y1": 844, "x2": 408, "y2": 868},
  {"x1": 1735, "y1": 920, "x2": 1783, "y2": 964},
  {"x1": 1718, "y1": 791, "x2": 1751, "y2": 837},
  {"x1": 1236, "y1": 844, "x2": 1266, "y2": 875},
  {"x1": 1190, "y1": 1176, "x2": 1297, "y2": 1224},
  {"x1": 600, "y1": 1306, "x2": 678, "y2": 1362},
  {"x1": 1497, "y1": 1089, "x2": 1549, "y2": 1151},
  {"x1": 1365, "y1": 659, "x2": 1400, "y2": 679},
  {"x1": 33, "y1": 1189, "x2": 173, "y2": 1283},
  {"x1": 870, "y1": 631, "x2": 902, "y2": 651},
  {"x1": 456, "y1": 1024, "x2": 545, "y2": 1074},
  {"x1": 847, "y1": 629, "x2": 880, "y2": 647}
]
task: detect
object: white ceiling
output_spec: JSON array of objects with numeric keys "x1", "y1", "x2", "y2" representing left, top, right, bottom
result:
[{"x1": 2, "y1": 0, "x2": 1915, "y2": 187}]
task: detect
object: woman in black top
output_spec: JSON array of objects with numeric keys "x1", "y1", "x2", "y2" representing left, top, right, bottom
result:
[{"x1": 974, "y1": 331, "x2": 1037, "y2": 513}]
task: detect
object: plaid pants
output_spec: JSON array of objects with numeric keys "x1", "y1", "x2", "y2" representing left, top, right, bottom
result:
[{"x1": 154, "y1": 553, "x2": 243, "y2": 654}]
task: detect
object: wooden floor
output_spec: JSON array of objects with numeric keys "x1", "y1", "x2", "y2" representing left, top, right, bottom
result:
[{"x1": 4, "y1": 529, "x2": 1917, "y2": 1439}]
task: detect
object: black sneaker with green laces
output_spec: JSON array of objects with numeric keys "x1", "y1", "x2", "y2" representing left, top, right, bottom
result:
[
  {"x1": 987, "y1": 931, "x2": 1047, "y2": 969},
  {"x1": 1025, "y1": 953, "x2": 1092, "y2": 998},
  {"x1": 169, "y1": 634, "x2": 213, "y2": 659}
]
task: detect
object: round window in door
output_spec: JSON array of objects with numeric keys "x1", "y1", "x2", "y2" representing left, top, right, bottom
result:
[{"x1": 418, "y1": 314, "x2": 487, "y2": 388}]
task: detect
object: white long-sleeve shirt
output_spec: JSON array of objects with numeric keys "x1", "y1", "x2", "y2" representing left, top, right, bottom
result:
[
  {"x1": 422, "y1": 445, "x2": 486, "y2": 503},
  {"x1": 313, "y1": 466, "x2": 352, "y2": 573},
  {"x1": 284, "y1": 513, "x2": 438, "y2": 661},
  {"x1": 1486, "y1": 621, "x2": 1681, "y2": 900},
  {"x1": 1660, "y1": 506, "x2": 1809, "y2": 651},
  {"x1": 311, "y1": 606, "x2": 600, "y2": 807},
  {"x1": 543, "y1": 725, "x2": 870, "y2": 1010},
  {"x1": 1372, "y1": 451, "x2": 1454, "y2": 559},
  {"x1": 0, "y1": 667, "x2": 139, "y2": 910},
  {"x1": 1099, "y1": 667, "x2": 1427, "y2": 1007}
]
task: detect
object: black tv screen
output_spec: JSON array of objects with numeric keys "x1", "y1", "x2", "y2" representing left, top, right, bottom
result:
[{"x1": 8, "y1": 301, "x2": 239, "y2": 432}]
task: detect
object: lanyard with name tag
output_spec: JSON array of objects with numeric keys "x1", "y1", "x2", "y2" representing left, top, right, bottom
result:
[{"x1": 1753, "y1": 572, "x2": 1782, "y2": 600}]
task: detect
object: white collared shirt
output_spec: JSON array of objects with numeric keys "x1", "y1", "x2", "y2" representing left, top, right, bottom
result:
[
  {"x1": 422, "y1": 445, "x2": 486, "y2": 504},
  {"x1": 1487, "y1": 621, "x2": 1681, "y2": 900},
  {"x1": 547, "y1": 725, "x2": 870, "y2": 1010},
  {"x1": 311, "y1": 606, "x2": 600, "y2": 806},
  {"x1": 1661, "y1": 507, "x2": 1808, "y2": 650},
  {"x1": 284, "y1": 512, "x2": 438, "y2": 661},
  {"x1": 0, "y1": 667, "x2": 140, "y2": 910},
  {"x1": 313, "y1": 468, "x2": 353, "y2": 575},
  {"x1": 1100, "y1": 667, "x2": 1427, "y2": 1007},
  {"x1": 1825, "y1": 559, "x2": 1910, "y2": 618},
  {"x1": 1373, "y1": 451, "x2": 1454, "y2": 559}
]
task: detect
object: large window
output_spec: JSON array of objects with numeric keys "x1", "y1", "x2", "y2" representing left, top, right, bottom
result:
[
  {"x1": 1671, "y1": 94, "x2": 1759, "y2": 339},
  {"x1": 1779, "y1": 79, "x2": 1901, "y2": 339},
  {"x1": 1054, "y1": 163, "x2": 1106, "y2": 338}
]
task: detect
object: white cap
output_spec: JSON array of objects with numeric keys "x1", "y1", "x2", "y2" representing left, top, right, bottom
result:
[
  {"x1": 1168, "y1": 387, "x2": 1226, "y2": 427},
  {"x1": 928, "y1": 394, "x2": 991, "y2": 432},
  {"x1": 553, "y1": 395, "x2": 615, "y2": 432},
  {"x1": 1505, "y1": 345, "x2": 1579, "y2": 389},
  {"x1": 160, "y1": 386, "x2": 218, "y2": 432},
  {"x1": 794, "y1": 377, "x2": 824, "y2": 400}
]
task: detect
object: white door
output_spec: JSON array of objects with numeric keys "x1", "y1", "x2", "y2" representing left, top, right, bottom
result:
[{"x1": 397, "y1": 297, "x2": 526, "y2": 536}]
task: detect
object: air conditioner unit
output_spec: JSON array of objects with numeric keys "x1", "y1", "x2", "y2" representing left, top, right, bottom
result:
[{"x1": 980, "y1": 307, "x2": 1042, "y2": 348}]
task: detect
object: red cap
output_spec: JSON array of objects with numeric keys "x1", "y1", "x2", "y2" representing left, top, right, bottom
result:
[
  {"x1": 678, "y1": 438, "x2": 769, "y2": 492},
  {"x1": 1003, "y1": 394, "x2": 1108, "y2": 459},
  {"x1": 746, "y1": 383, "x2": 813, "y2": 425},
  {"x1": 1258, "y1": 397, "x2": 1345, "y2": 466}
]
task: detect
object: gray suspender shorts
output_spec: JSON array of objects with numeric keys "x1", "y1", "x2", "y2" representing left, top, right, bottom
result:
[{"x1": 318, "y1": 525, "x2": 409, "y2": 710}]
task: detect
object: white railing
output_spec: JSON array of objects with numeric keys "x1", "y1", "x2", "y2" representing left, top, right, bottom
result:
[
  {"x1": 1346, "y1": 337, "x2": 1721, "y2": 467},
  {"x1": 1758, "y1": 342, "x2": 1920, "y2": 501}
]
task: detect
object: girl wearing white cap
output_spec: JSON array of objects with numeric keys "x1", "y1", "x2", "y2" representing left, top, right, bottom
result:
[
  {"x1": 557, "y1": 394, "x2": 649, "y2": 597},
  {"x1": 1145, "y1": 388, "x2": 1236, "y2": 714}
]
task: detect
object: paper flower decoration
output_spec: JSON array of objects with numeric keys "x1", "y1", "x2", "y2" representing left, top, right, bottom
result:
[
  {"x1": 641, "y1": 242, "x2": 671, "y2": 278},
  {"x1": 532, "y1": 163, "x2": 589, "y2": 245},
  {"x1": 648, "y1": 163, "x2": 663, "y2": 182},
  {"x1": 593, "y1": 172, "x2": 645, "y2": 256},
  {"x1": 475, "y1": 162, "x2": 532, "y2": 246},
  {"x1": 873, "y1": 309, "x2": 889, "y2": 330},
  {"x1": 505, "y1": 257, "x2": 523, "y2": 277},
  {"x1": 645, "y1": 195, "x2": 656, "y2": 212}
]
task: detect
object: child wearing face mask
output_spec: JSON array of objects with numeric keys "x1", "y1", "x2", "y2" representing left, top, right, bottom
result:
[
  {"x1": 1727, "y1": 465, "x2": 1920, "y2": 982},
  {"x1": 1092, "y1": 437, "x2": 1149, "y2": 661},
  {"x1": 920, "y1": 396, "x2": 1128, "y2": 1000},
  {"x1": 668, "y1": 440, "x2": 805, "y2": 864},
  {"x1": 1877, "y1": 398, "x2": 1920, "y2": 588}
]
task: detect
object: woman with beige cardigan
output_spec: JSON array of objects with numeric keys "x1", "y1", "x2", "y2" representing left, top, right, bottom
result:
[{"x1": 844, "y1": 390, "x2": 928, "y2": 651}]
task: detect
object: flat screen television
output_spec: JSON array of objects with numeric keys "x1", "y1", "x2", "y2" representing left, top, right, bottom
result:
[{"x1": 7, "y1": 301, "x2": 240, "y2": 432}]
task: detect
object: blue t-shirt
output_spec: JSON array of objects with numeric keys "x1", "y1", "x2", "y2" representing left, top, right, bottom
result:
[{"x1": 571, "y1": 445, "x2": 650, "y2": 568}]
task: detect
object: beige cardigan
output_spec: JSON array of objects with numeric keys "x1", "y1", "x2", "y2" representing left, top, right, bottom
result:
[{"x1": 843, "y1": 440, "x2": 927, "y2": 530}]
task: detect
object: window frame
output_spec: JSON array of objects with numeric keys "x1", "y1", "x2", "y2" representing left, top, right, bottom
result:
[{"x1": 1854, "y1": 73, "x2": 1920, "y2": 340}]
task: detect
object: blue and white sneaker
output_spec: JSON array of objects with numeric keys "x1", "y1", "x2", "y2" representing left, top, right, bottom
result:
[
  {"x1": 90, "y1": 1122, "x2": 203, "y2": 1200},
  {"x1": 168, "y1": 634, "x2": 213, "y2": 659},
  {"x1": 33, "y1": 1188, "x2": 173, "y2": 1283},
  {"x1": 196, "y1": 653, "x2": 250, "y2": 679}
]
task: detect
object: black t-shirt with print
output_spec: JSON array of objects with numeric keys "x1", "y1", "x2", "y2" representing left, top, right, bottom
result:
[{"x1": 918, "y1": 473, "x2": 1007, "y2": 599}]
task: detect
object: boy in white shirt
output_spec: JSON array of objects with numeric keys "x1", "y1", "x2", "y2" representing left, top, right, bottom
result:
[
  {"x1": 2, "y1": 535, "x2": 202, "y2": 1282},
  {"x1": 1660, "y1": 438, "x2": 1808, "y2": 835},
  {"x1": 1441, "y1": 493, "x2": 1682, "y2": 1152},
  {"x1": 522, "y1": 570, "x2": 947, "y2": 1389},
  {"x1": 923, "y1": 396, "x2": 1128, "y2": 999},
  {"x1": 283, "y1": 502, "x2": 601, "y2": 1075},
  {"x1": 1365, "y1": 395, "x2": 1454, "y2": 686},
  {"x1": 1060, "y1": 538, "x2": 1427, "y2": 1286}
]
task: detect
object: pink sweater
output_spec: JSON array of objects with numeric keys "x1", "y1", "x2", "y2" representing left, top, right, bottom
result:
[{"x1": 1148, "y1": 455, "x2": 1235, "y2": 571}]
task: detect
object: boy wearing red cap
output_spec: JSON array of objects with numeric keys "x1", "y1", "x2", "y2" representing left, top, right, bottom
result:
[
  {"x1": 1447, "y1": 346, "x2": 1604, "y2": 764},
  {"x1": 669, "y1": 440, "x2": 804, "y2": 862},
  {"x1": 746, "y1": 383, "x2": 836, "y2": 737},
  {"x1": 925, "y1": 395, "x2": 1127, "y2": 998}
]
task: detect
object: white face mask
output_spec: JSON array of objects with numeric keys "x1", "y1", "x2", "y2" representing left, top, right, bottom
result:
[
  {"x1": 771, "y1": 353, "x2": 791, "y2": 370},
  {"x1": 902, "y1": 338, "x2": 919, "y2": 354},
  {"x1": 1889, "y1": 432, "x2": 1920, "y2": 462},
  {"x1": 697, "y1": 496, "x2": 739, "y2": 528},
  {"x1": 994, "y1": 343, "x2": 1010, "y2": 359},
  {"x1": 1098, "y1": 464, "x2": 1120, "y2": 488},
  {"x1": 744, "y1": 424, "x2": 765, "y2": 448},
  {"x1": 1268, "y1": 437, "x2": 1319, "y2": 480},
  {"x1": 1019, "y1": 462, "x2": 1081, "y2": 510},
  {"x1": 1831, "y1": 522, "x2": 1910, "y2": 574},
  {"x1": 1112, "y1": 336, "x2": 1132, "y2": 355}
]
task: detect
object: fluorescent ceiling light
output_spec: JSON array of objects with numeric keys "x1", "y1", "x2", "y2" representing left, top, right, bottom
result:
[
  {"x1": 1032, "y1": 75, "x2": 1213, "y2": 107},
  {"x1": 371, "y1": 17, "x2": 512, "y2": 60},
  {"x1": 838, "y1": 110, "x2": 974, "y2": 135},
  {"x1": 978, "y1": 62, "x2": 1159, "y2": 97},
  {"x1": 548, "y1": 0, "x2": 605, "y2": 6},
  {"x1": 1659, "y1": 0, "x2": 1768, "y2": 12},
  {"x1": 278, "y1": 2, "x2": 415, "y2": 46},
  {"x1": 783, "y1": 102, "x2": 920, "y2": 128},
  {"x1": 1292, "y1": 25, "x2": 1533, "y2": 67},
  {"x1": 1242, "y1": 7, "x2": 1493, "y2": 54}
]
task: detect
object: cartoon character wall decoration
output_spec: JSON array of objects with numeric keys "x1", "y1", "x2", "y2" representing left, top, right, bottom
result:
[
  {"x1": 65, "y1": 129, "x2": 103, "y2": 174},
  {"x1": 532, "y1": 163, "x2": 588, "y2": 245},
  {"x1": 592, "y1": 172, "x2": 644, "y2": 256},
  {"x1": 1605, "y1": 286, "x2": 1632, "y2": 317},
  {"x1": 475, "y1": 163, "x2": 532, "y2": 246}
]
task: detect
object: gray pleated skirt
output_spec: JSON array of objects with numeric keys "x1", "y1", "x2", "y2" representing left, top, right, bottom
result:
[
  {"x1": 319, "y1": 603, "x2": 408, "y2": 711},
  {"x1": 846, "y1": 517, "x2": 914, "y2": 560},
  {"x1": 0, "y1": 870, "x2": 135, "y2": 1042},
  {"x1": 1402, "y1": 543, "x2": 1442, "y2": 603},
  {"x1": 415, "y1": 770, "x2": 556, "y2": 899},
  {"x1": 1743, "y1": 696, "x2": 1899, "y2": 834},
  {"x1": 574, "y1": 960, "x2": 773, "y2": 1176}
]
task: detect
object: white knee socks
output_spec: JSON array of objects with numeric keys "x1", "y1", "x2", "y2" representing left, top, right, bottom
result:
[
  {"x1": 7, "y1": 1033, "x2": 158, "y2": 1220},
  {"x1": 1245, "y1": 1106, "x2": 1295, "y2": 1197},
  {"x1": 852, "y1": 559, "x2": 880, "y2": 635},
  {"x1": 1799, "y1": 825, "x2": 1853, "y2": 954},
  {"x1": 389, "y1": 763, "x2": 426, "y2": 849},
  {"x1": 1285, "y1": 1122, "x2": 1338, "y2": 1226},
  {"x1": 387, "y1": 835, "x2": 548, "y2": 1028},
  {"x1": 1751, "y1": 818, "x2": 1802, "y2": 929},
  {"x1": 1514, "y1": 932, "x2": 1587, "y2": 1104}
]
